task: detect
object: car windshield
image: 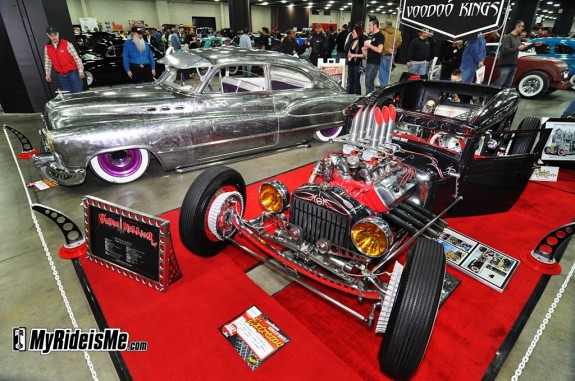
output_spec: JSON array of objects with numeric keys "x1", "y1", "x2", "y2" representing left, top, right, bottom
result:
[{"x1": 158, "y1": 65, "x2": 212, "y2": 93}]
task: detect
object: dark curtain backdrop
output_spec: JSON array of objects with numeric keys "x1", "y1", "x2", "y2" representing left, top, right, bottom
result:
[{"x1": 272, "y1": 6, "x2": 309, "y2": 32}]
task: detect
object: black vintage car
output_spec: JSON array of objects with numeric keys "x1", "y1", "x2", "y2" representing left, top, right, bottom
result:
[
  {"x1": 81, "y1": 42, "x2": 165, "y2": 86},
  {"x1": 75, "y1": 31, "x2": 124, "y2": 54},
  {"x1": 177, "y1": 79, "x2": 550, "y2": 379}
]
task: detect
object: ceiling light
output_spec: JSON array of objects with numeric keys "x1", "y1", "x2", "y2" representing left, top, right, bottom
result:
[
  {"x1": 262, "y1": 1, "x2": 268, "y2": 4},
  {"x1": 371, "y1": 1, "x2": 377, "y2": 3}
]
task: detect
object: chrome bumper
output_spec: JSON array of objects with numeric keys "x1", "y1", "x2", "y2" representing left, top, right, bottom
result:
[{"x1": 32, "y1": 152, "x2": 86, "y2": 186}]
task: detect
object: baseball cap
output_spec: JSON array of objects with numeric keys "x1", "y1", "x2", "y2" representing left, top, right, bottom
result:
[
  {"x1": 130, "y1": 26, "x2": 143, "y2": 34},
  {"x1": 46, "y1": 26, "x2": 58, "y2": 35}
]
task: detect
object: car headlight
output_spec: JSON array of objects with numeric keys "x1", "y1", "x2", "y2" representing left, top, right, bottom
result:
[
  {"x1": 351, "y1": 217, "x2": 392, "y2": 257},
  {"x1": 259, "y1": 181, "x2": 290, "y2": 213},
  {"x1": 563, "y1": 71, "x2": 569, "y2": 79}
]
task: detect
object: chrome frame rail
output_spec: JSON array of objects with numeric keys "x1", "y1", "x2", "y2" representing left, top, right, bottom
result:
[{"x1": 228, "y1": 239, "x2": 378, "y2": 326}]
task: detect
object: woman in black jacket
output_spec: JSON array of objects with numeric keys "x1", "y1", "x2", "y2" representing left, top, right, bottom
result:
[{"x1": 345, "y1": 25, "x2": 365, "y2": 95}]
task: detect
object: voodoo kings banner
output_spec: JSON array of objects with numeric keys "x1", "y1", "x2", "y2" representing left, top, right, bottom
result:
[{"x1": 401, "y1": 0, "x2": 509, "y2": 40}]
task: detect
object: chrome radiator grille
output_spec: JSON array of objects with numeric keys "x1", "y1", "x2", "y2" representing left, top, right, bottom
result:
[{"x1": 289, "y1": 196, "x2": 351, "y2": 248}]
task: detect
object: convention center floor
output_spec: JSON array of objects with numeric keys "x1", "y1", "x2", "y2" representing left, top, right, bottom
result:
[{"x1": 1, "y1": 67, "x2": 574, "y2": 380}]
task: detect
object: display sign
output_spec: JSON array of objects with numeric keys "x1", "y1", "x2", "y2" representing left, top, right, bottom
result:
[
  {"x1": 220, "y1": 306, "x2": 290, "y2": 371},
  {"x1": 84, "y1": 196, "x2": 181, "y2": 292},
  {"x1": 438, "y1": 228, "x2": 519, "y2": 292},
  {"x1": 530, "y1": 166, "x2": 560, "y2": 182},
  {"x1": 129, "y1": 20, "x2": 146, "y2": 28},
  {"x1": 401, "y1": 0, "x2": 508, "y2": 40},
  {"x1": 318, "y1": 58, "x2": 346, "y2": 87},
  {"x1": 79, "y1": 17, "x2": 98, "y2": 33},
  {"x1": 541, "y1": 120, "x2": 575, "y2": 162}
]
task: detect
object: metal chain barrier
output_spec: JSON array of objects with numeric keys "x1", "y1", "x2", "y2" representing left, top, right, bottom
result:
[
  {"x1": 511, "y1": 257, "x2": 575, "y2": 380},
  {"x1": 4, "y1": 129, "x2": 99, "y2": 381}
]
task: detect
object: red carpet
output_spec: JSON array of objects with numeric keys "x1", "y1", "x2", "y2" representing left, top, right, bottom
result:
[{"x1": 78, "y1": 166, "x2": 575, "y2": 380}]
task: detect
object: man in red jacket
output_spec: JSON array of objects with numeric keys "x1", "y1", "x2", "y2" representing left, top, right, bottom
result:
[{"x1": 44, "y1": 26, "x2": 85, "y2": 93}]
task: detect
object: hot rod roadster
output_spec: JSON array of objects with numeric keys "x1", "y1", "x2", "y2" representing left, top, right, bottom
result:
[{"x1": 178, "y1": 80, "x2": 550, "y2": 379}]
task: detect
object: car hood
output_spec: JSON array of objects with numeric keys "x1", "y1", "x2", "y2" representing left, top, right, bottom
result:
[
  {"x1": 519, "y1": 55, "x2": 569, "y2": 70},
  {"x1": 44, "y1": 84, "x2": 189, "y2": 130}
]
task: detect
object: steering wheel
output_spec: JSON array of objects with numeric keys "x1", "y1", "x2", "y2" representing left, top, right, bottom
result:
[{"x1": 429, "y1": 132, "x2": 465, "y2": 153}]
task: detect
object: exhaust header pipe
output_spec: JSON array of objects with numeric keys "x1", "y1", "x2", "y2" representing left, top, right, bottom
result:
[
  {"x1": 370, "y1": 107, "x2": 383, "y2": 149},
  {"x1": 349, "y1": 106, "x2": 363, "y2": 143},
  {"x1": 386, "y1": 104, "x2": 397, "y2": 144},
  {"x1": 379, "y1": 106, "x2": 390, "y2": 146}
]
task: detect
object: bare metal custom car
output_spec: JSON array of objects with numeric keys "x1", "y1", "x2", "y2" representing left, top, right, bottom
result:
[
  {"x1": 178, "y1": 79, "x2": 551, "y2": 379},
  {"x1": 33, "y1": 47, "x2": 358, "y2": 185}
]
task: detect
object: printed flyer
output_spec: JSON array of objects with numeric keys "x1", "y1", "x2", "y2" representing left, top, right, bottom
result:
[{"x1": 220, "y1": 306, "x2": 290, "y2": 371}]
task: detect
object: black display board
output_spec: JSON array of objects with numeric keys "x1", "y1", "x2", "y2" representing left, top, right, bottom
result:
[
  {"x1": 84, "y1": 196, "x2": 181, "y2": 291},
  {"x1": 401, "y1": 0, "x2": 508, "y2": 40}
]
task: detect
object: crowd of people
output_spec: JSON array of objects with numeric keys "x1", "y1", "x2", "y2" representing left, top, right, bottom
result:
[
  {"x1": 45, "y1": 19, "x2": 571, "y2": 104},
  {"x1": 331, "y1": 18, "x2": 558, "y2": 96}
]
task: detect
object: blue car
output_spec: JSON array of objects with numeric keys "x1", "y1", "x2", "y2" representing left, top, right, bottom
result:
[{"x1": 532, "y1": 37, "x2": 575, "y2": 90}]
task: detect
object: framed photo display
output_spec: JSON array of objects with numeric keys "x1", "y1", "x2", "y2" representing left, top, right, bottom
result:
[
  {"x1": 541, "y1": 119, "x2": 575, "y2": 162},
  {"x1": 437, "y1": 228, "x2": 519, "y2": 292}
]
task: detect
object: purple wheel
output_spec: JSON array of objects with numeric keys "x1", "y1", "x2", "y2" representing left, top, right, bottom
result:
[
  {"x1": 90, "y1": 149, "x2": 150, "y2": 184},
  {"x1": 314, "y1": 126, "x2": 343, "y2": 142}
]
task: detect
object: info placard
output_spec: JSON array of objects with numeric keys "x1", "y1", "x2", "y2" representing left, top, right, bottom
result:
[
  {"x1": 84, "y1": 196, "x2": 181, "y2": 291},
  {"x1": 220, "y1": 306, "x2": 290, "y2": 371}
]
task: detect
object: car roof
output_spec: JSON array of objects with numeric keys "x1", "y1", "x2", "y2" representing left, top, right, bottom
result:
[{"x1": 159, "y1": 47, "x2": 306, "y2": 68}]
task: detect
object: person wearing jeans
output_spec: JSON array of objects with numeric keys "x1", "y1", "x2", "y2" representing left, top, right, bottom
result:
[
  {"x1": 379, "y1": 20, "x2": 402, "y2": 87},
  {"x1": 407, "y1": 61, "x2": 428, "y2": 75},
  {"x1": 494, "y1": 66, "x2": 517, "y2": 88},
  {"x1": 44, "y1": 25, "x2": 85, "y2": 93},
  {"x1": 379, "y1": 54, "x2": 393, "y2": 86},
  {"x1": 362, "y1": 17, "x2": 384, "y2": 94},
  {"x1": 493, "y1": 20, "x2": 542, "y2": 87},
  {"x1": 562, "y1": 98, "x2": 575, "y2": 118},
  {"x1": 406, "y1": 28, "x2": 432, "y2": 76}
]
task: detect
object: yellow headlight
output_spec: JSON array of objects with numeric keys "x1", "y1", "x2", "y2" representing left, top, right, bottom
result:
[
  {"x1": 351, "y1": 217, "x2": 392, "y2": 257},
  {"x1": 258, "y1": 181, "x2": 290, "y2": 213}
]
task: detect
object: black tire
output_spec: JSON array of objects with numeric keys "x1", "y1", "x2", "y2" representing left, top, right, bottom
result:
[
  {"x1": 179, "y1": 166, "x2": 246, "y2": 257},
  {"x1": 517, "y1": 71, "x2": 549, "y2": 99},
  {"x1": 509, "y1": 117, "x2": 542, "y2": 155},
  {"x1": 379, "y1": 237, "x2": 446, "y2": 380}
]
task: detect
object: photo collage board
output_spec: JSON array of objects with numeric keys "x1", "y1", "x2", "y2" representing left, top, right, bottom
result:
[{"x1": 438, "y1": 228, "x2": 520, "y2": 292}]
